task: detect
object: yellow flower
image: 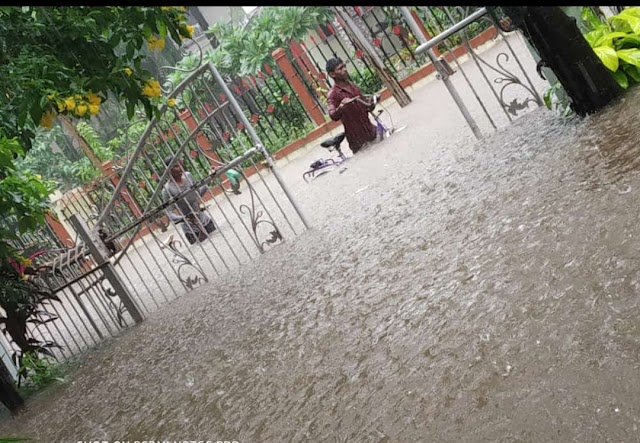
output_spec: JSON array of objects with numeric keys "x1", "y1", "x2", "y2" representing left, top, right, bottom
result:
[
  {"x1": 39, "y1": 110, "x2": 56, "y2": 128},
  {"x1": 147, "y1": 36, "x2": 165, "y2": 51},
  {"x1": 75, "y1": 103, "x2": 88, "y2": 117},
  {"x1": 56, "y1": 100, "x2": 66, "y2": 112},
  {"x1": 74, "y1": 94, "x2": 83, "y2": 101},
  {"x1": 185, "y1": 24, "x2": 194, "y2": 37},
  {"x1": 142, "y1": 79, "x2": 161, "y2": 98},
  {"x1": 89, "y1": 104, "x2": 100, "y2": 115},
  {"x1": 167, "y1": 98, "x2": 176, "y2": 107},
  {"x1": 123, "y1": 67, "x2": 133, "y2": 77},
  {"x1": 64, "y1": 97, "x2": 76, "y2": 111},
  {"x1": 86, "y1": 92, "x2": 101, "y2": 105}
]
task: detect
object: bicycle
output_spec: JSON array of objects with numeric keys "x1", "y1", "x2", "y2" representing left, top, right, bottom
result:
[
  {"x1": 301, "y1": 94, "x2": 406, "y2": 183},
  {"x1": 302, "y1": 132, "x2": 348, "y2": 182}
]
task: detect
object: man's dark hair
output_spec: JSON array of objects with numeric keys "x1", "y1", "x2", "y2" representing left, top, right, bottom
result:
[
  {"x1": 164, "y1": 154, "x2": 176, "y2": 167},
  {"x1": 326, "y1": 57, "x2": 344, "y2": 75}
]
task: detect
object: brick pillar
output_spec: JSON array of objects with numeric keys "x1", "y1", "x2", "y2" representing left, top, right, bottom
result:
[
  {"x1": 272, "y1": 48, "x2": 326, "y2": 126},
  {"x1": 178, "y1": 109, "x2": 223, "y2": 167},
  {"x1": 289, "y1": 39, "x2": 322, "y2": 87},
  {"x1": 410, "y1": 9, "x2": 441, "y2": 57},
  {"x1": 45, "y1": 212, "x2": 75, "y2": 248}
]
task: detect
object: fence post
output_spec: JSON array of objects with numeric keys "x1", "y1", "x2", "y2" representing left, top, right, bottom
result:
[
  {"x1": 0, "y1": 361, "x2": 23, "y2": 413},
  {"x1": 272, "y1": 48, "x2": 327, "y2": 126},
  {"x1": 68, "y1": 213, "x2": 144, "y2": 324},
  {"x1": 101, "y1": 160, "x2": 144, "y2": 219}
]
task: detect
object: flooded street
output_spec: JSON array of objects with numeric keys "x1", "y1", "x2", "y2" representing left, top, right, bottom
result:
[{"x1": 3, "y1": 73, "x2": 640, "y2": 442}]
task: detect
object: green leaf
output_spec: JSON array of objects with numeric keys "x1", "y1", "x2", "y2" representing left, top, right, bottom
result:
[
  {"x1": 595, "y1": 31, "x2": 628, "y2": 48},
  {"x1": 29, "y1": 103, "x2": 43, "y2": 127},
  {"x1": 581, "y1": 6, "x2": 606, "y2": 33},
  {"x1": 18, "y1": 216, "x2": 33, "y2": 233},
  {"x1": 585, "y1": 28, "x2": 608, "y2": 47},
  {"x1": 157, "y1": 20, "x2": 167, "y2": 38},
  {"x1": 615, "y1": 34, "x2": 640, "y2": 49},
  {"x1": 616, "y1": 48, "x2": 640, "y2": 67},
  {"x1": 126, "y1": 41, "x2": 135, "y2": 59},
  {"x1": 543, "y1": 88, "x2": 552, "y2": 110},
  {"x1": 612, "y1": 10, "x2": 640, "y2": 34},
  {"x1": 623, "y1": 64, "x2": 640, "y2": 82},
  {"x1": 611, "y1": 69, "x2": 629, "y2": 88},
  {"x1": 619, "y1": 7, "x2": 640, "y2": 18},
  {"x1": 126, "y1": 100, "x2": 135, "y2": 120},
  {"x1": 594, "y1": 46, "x2": 619, "y2": 71}
]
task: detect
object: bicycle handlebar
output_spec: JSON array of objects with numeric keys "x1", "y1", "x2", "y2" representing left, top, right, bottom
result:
[{"x1": 344, "y1": 94, "x2": 380, "y2": 107}]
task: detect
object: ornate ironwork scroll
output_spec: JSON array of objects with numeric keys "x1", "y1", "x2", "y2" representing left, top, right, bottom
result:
[
  {"x1": 239, "y1": 179, "x2": 283, "y2": 253},
  {"x1": 456, "y1": 7, "x2": 543, "y2": 118},
  {"x1": 158, "y1": 233, "x2": 207, "y2": 289},
  {"x1": 100, "y1": 277, "x2": 127, "y2": 328}
]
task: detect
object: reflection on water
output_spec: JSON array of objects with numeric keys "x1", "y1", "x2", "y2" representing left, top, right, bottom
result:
[{"x1": 3, "y1": 88, "x2": 640, "y2": 442}]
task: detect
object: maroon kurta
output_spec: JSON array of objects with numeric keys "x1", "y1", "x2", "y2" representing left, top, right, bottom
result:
[{"x1": 327, "y1": 82, "x2": 377, "y2": 153}]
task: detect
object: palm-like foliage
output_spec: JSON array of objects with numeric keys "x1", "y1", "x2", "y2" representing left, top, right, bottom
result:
[
  {"x1": 273, "y1": 6, "x2": 334, "y2": 43},
  {"x1": 191, "y1": 6, "x2": 334, "y2": 80}
]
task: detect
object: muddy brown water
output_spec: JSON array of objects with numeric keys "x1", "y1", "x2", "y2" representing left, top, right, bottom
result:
[{"x1": 3, "y1": 85, "x2": 640, "y2": 442}]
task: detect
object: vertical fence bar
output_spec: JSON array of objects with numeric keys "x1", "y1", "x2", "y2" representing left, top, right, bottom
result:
[
  {"x1": 208, "y1": 62, "x2": 309, "y2": 230},
  {"x1": 68, "y1": 214, "x2": 144, "y2": 324}
]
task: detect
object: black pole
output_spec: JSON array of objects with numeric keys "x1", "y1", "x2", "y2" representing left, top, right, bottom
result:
[
  {"x1": 495, "y1": 6, "x2": 623, "y2": 116},
  {"x1": 0, "y1": 362, "x2": 24, "y2": 414}
]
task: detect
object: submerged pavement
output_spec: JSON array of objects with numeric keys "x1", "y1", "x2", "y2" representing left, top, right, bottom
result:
[{"x1": 2, "y1": 35, "x2": 640, "y2": 443}]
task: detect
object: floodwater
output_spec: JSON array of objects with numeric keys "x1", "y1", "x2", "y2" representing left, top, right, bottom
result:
[{"x1": 3, "y1": 62, "x2": 640, "y2": 443}]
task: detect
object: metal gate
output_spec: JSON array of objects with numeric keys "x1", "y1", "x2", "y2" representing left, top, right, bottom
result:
[
  {"x1": 294, "y1": 7, "x2": 546, "y2": 135},
  {"x1": 18, "y1": 62, "x2": 309, "y2": 366},
  {"x1": 409, "y1": 6, "x2": 545, "y2": 137}
]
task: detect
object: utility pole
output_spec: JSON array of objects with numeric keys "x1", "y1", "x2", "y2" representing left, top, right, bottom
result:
[{"x1": 332, "y1": 6, "x2": 412, "y2": 108}]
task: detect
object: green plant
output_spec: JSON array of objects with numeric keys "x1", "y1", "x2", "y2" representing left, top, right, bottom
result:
[
  {"x1": 0, "y1": 7, "x2": 193, "y2": 147},
  {"x1": 543, "y1": 82, "x2": 574, "y2": 117},
  {"x1": 351, "y1": 66, "x2": 384, "y2": 96},
  {"x1": 17, "y1": 351, "x2": 64, "y2": 395},
  {"x1": 583, "y1": 7, "x2": 640, "y2": 89},
  {"x1": 0, "y1": 137, "x2": 55, "y2": 258},
  {"x1": 0, "y1": 256, "x2": 61, "y2": 383},
  {"x1": 187, "y1": 7, "x2": 334, "y2": 79}
]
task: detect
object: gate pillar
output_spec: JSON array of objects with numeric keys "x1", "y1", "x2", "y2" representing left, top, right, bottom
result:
[
  {"x1": 68, "y1": 214, "x2": 144, "y2": 324},
  {"x1": 494, "y1": 6, "x2": 623, "y2": 116}
]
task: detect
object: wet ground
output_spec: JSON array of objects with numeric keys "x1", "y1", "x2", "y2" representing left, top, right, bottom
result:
[{"x1": 3, "y1": 41, "x2": 640, "y2": 442}]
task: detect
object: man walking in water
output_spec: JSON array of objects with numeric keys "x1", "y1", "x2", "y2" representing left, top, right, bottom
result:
[
  {"x1": 326, "y1": 57, "x2": 378, "y2": 154},
  {"x1": 162, "y1": 154, "x2": 216, "y2": 244}
]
